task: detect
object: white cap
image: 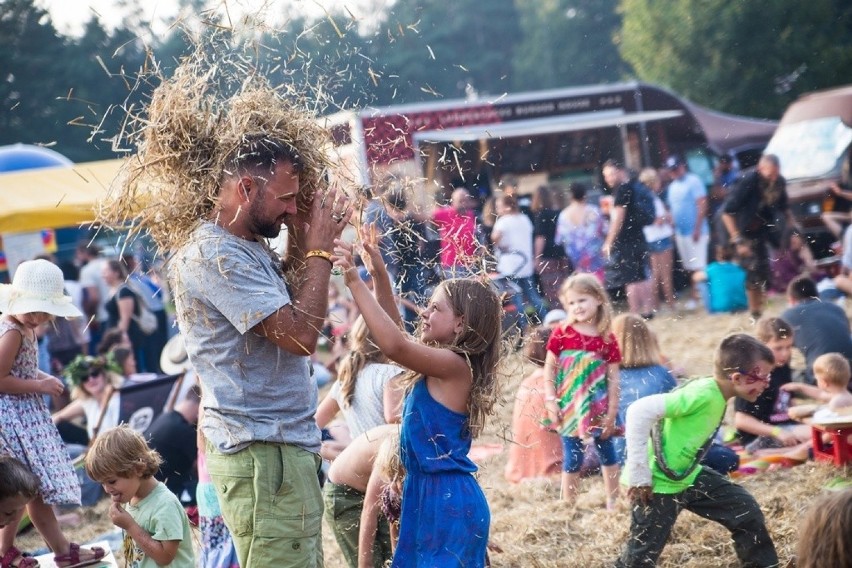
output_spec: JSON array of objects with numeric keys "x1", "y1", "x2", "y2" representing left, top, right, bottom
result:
[{"x1": 543, "y1": 309, "x2": 567, "y2": 326}]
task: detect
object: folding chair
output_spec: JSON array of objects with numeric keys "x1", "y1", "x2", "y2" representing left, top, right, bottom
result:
[{"x1": 90, "y1": 373, "x2": 185, "y2": 441}]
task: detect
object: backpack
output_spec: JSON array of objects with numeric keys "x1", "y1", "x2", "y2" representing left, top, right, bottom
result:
[
  {"x1": 123, "y1": 282, "x2": 158, "y2": 336},
  {"x1": 630, "y1": 180, "x2": 657, "y2": 227}
]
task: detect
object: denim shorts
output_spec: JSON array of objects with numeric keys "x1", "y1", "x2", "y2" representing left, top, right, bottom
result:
[
  {"x1": 647, "y1": 236, "x2": 673, "y2": 254},
  {"x1": 561, "y1": 435, "x2": 620, "y2": 473},
  {"x1": 206, "y1": 441, "x2": 324, "y2": 567}
]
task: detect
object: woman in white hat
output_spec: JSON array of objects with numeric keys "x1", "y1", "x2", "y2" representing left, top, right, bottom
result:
[{"x1": 0, "y1": 259, "x2": 106, "y2": 568}]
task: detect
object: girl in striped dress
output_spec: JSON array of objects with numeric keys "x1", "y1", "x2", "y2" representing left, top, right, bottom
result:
[{"x1": 543, "y1": 273, "x2": 623, "y2": 508}]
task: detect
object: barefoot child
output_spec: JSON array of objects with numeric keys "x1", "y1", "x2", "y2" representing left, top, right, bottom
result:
[
  {"x1": 615, "y1": 334, "x2": 779, "y2": 567},
  {"x1": 0, "y1": 259, "x2": 106, "y2": 568},
  {"x1": 784, "y1": 352, "x2": 852, "y2": 420},
  {"x1": 359, "y1": 431, "x2": 406, "y2": 568},
  {"x1": 543, "y1": 273, "x2": 622, "y2": 508},
  {"x1": 323, "y1": 424, "x2": 397, "y2": 568},
  {"x1": 334, "y1": 225, "x2": 501, "y2": 567},
  {"x1": 85, "y1": 425, "x2": 195, "y2": 567}
]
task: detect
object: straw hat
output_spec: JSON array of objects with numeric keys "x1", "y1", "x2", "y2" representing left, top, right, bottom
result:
[
  {"x1": 0, "y1": 259, "x2": 82, "y2": 318},
  {"x1": 160, "y1": 334, "x2": 191, "y2": 375}
]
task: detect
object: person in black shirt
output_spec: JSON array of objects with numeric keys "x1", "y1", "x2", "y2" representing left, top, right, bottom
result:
[
  {"x1": 721, "y1": 154, "x2": 797, "y2": 318},
  {"x1": 145, "y1": 384, "x2": 200, "y2": 505}
]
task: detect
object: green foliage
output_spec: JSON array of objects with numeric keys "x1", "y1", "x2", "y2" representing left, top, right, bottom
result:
[
  {"x1": 619, "y1": 0, "x2": 852, "y2": 118},
  {"x1": 512, "y1": 0, "x2": 625, "y2": 90},
  {"x1": 4, "y1": 0, "x2": 852, "y2": 163},
  {"x1": 0, "y1": 0, "x2": 150, "y2": 162},
  {"x1": 365, "y1": 0, "x2": 521, "y2": 103}
]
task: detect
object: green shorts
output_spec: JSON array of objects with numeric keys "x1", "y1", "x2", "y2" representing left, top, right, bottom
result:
[
  {"x1": 206, "y1": 441, "x2": 324, "y2": 568},
  {"x1": 323, "y1": 482, "x2": 393, "y2": 568}
]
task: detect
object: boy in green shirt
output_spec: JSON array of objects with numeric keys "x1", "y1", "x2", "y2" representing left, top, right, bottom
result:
[
  {"x1": 615, "y1": 334, "x2": 779, "y2": 567},
  {"x1": 86, "y1": 426, "x2": 196, "y2": 568}
]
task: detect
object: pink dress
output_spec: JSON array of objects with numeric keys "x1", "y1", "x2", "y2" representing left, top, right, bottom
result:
[
  {"x1": 504, "y1": 369, "x2": 563, "y2": 482},
  {"x1": 0, "y1": 320, "x2": 80, "y2": 505}
]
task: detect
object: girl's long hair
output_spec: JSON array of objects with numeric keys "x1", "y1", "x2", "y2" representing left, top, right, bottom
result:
[
  {"x1": 397, "y1": 278, "x2": 502, "y2": 438},
  {"x1": 559, "y1": 273, "x2": 613, "y2": 336},
  {"x1": 375, "y1": 431, "x2": 405, "y2": 490},
  {"x1": 336, "y1": 316, "x2": 388, "y2": 408},
  {"x1": 612, "y1": 313, "x2": 662, "y2": 368}
]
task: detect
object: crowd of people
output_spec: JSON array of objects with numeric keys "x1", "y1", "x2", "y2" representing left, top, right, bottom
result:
[{"x1": 3, "y1": 116, "x2": 852, "y2": 568}]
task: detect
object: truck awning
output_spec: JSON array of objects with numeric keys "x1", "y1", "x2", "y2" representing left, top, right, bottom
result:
[
  {"x1": 411, "y1": 109, "x2": 683, "y2": 143},
  {"x1": 0, "y1": 159, "x2": 123, "y2": 233}
]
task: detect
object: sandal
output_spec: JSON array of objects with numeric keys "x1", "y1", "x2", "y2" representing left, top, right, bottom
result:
[
  {"x1": 53, "y1": 543, "x2": 105, "y2": 568},
  {"x1": 0, "y1": 547, "x2": 39, "y2": 568}
]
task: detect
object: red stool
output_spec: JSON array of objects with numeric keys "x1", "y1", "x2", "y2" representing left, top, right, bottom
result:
[{"x1": 811, "y1": 422, "x2": 852, "y2": 467}]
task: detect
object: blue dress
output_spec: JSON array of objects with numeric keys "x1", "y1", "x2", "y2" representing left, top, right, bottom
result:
[{"x1": 392, "y1": 380, "x2": 489, "y2": 567}]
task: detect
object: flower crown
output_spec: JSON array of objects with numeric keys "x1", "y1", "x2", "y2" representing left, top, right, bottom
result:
[{"x1": 63, "y1": 354, "x2": 122, "y2": 388}]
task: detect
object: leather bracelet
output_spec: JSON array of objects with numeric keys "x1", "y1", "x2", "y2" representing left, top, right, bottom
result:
[{"x1": 304, "y1": 249, "x2": 333, "y2": 265}]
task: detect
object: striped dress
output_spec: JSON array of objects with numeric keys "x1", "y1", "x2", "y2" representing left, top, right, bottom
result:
[{"x1": 546, "y1": 324, "x2": 621, "y2": 438}]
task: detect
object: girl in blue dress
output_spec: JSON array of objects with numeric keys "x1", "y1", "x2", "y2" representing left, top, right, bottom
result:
[{"x1": 334, "y1": 225, "x2": 501, "y2": 568}]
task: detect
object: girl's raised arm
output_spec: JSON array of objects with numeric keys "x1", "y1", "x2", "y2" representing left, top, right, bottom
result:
[
  {"x1": 333, "y1": 240, "x2": 469, "y2": 383},
  {"x1": 359, "y1": 223, "x2": 403, "y2": 329}
]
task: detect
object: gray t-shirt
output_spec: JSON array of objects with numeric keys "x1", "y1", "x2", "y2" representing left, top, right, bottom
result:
[{"x1": 170, "y1": 222, "x2": 320, "y2": 454}]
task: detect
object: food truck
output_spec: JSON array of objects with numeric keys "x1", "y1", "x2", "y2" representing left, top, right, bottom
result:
[
  {"x1": 322, "y1": 81, "x2": 777, "y2": 199},
  {"x1": 763, "y1": 84, "x2": 852, "y2": 254}
]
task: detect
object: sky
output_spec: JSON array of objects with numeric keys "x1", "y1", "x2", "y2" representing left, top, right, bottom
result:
[{"x1": 37, "y1": 0, "x2": 389, "y2": 36}]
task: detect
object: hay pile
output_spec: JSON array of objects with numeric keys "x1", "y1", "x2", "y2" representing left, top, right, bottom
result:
[
  {"x1": 96, "y1": 31, "x2": 338, "y2": 254},
  {"x1": 17, "y1": 298, "x2": 850, "y2": 566}
]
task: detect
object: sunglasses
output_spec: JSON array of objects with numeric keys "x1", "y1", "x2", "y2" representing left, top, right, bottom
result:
[
  {"x1": 82, "y1": 369, "x2": 103, "y2": 383},
  {"x1": 736, "y1": 368, "x2": 771, "y2": 385}
]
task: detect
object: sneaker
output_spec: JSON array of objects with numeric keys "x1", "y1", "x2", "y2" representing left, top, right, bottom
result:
[{"x1": 682, "y1": 299, "x2": 698, "y2": 311}]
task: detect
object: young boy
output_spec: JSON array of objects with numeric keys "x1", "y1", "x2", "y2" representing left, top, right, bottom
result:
[
  {"x1": 784, "y1": 352, "x2": 852, "y2": 420},
  {"x1": 615, "y1": 334, "x2": 778, "y2": 567},
  {"x1": 85, "y1": 425, "x2": 195, "y2": 567},
  {"x1": 734, "y1": 317, "x2": 811, "y2": 452}
]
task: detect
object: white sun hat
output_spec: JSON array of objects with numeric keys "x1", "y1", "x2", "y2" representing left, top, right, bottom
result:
[
  {"x1": 0, "y1": 259, "x2": 83, "y2": 318},
  {"x1": 160, "y1": 334, "x2": 192, "y2": 376}
]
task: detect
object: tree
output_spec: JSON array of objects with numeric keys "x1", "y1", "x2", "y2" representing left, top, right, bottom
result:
[
  {"x1": 366, "y1": 0, "x2": 521, "y2": 104},
  {"x1": 0, "y1": 0, "x2": 69, "y2": 149},
  {"x1": 619, "y1": 0, "x2": 852, "y2": 118},
  {"x1": 512, "y1": 0, "x2": 626, "y2": 90}
]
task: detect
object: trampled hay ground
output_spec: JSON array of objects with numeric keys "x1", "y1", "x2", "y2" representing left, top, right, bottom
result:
[{"x1": 20, "y1": 297, "x2": 849, "y2": 567}]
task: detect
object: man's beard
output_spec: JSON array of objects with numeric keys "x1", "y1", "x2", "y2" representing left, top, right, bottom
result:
[{"x1": 248, "y1": 197, "x2": 281, "y2": 238}]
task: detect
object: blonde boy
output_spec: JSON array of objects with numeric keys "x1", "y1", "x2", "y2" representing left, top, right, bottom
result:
[
  {"x1": 85, "y1": 426, "x2": 195, "y2": 568},
  {"x1": 785, "y1": 353, "x2": 852, "y2": 419}
]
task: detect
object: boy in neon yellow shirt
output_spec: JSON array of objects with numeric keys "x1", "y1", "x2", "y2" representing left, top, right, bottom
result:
[{"x1": 615, "y1": 334, "x2": 779, "y2": 567}]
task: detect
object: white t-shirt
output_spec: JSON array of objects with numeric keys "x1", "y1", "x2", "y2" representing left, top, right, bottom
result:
[
  {"x1": 643, "y1": 196, "x2": 675, "y2": 243},
  {"x1": 79, "y1": 258, "x2": 110, "y2": 323},
  {"x1": 493, "y1": 213, "x2": 535, "y2": 278},
  {"x1": 81, "y1": 394, "x2": 120, "y2": 439},
  {"x1": 329, "y1": 362, "x2": 402, "y2": 438}
]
